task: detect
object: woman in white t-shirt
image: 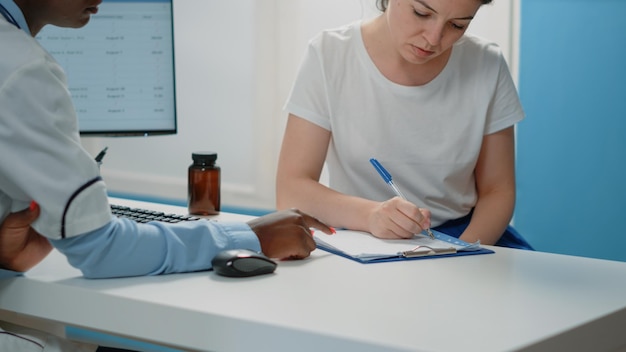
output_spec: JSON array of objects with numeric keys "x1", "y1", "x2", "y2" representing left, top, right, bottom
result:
[{"x1": 277, "y1": 0, "x2": 533, "y2": 249}]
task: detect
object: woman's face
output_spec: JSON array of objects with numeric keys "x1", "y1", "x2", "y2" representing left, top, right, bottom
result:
[{"x1": 386, "y1": 0, "x2": 481, "y2": 64}]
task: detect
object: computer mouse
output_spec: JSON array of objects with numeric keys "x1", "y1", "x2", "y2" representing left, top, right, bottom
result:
[{"x1": 211, "y1": 249, "x2": 277, "y2": 277}]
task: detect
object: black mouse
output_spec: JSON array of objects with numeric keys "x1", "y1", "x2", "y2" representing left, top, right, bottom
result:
[{"x1": 211, "y1": 249, "x2": 277, "y2": 277}]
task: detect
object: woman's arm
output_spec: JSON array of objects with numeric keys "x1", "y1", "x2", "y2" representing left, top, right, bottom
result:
[
  {"x1": 460, "y1": 126, "x2": 517, "y2": 245},
  {"x1": 276, "y1": 115, "x2": 430, "y2": 239}
]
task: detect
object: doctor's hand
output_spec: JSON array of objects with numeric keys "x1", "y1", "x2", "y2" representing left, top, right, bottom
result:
[
  {"x1": 247, "y1": 209, "x2": 333, "y2": 260},
  {"x1": 0, "y1": 202, "x2": 53, "y2": 272},
  {"x1": 368, "y1": 197, "x2": 431, "y2": 239}
]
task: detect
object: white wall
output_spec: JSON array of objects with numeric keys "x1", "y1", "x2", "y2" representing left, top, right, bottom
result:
[{"x1": 83, "y1": 0, "x2": 517, "y2": 211}]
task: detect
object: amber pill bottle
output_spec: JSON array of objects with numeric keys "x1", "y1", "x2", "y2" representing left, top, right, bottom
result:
[{"x1": 188, "y1": 152, "x2": 221, "y2": 215}]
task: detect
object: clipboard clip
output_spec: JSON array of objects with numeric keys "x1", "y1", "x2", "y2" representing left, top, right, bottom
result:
[{"x1": 400, "y1": 245, "x2": 457, "y2": 258}]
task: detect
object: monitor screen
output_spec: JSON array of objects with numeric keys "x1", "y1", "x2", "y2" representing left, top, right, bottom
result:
[{"x1": 36, "y1": 0, "x2": 177, "y2": 136}]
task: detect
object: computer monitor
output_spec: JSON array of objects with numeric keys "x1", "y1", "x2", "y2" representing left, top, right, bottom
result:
[{"x1": 36, "y1": 0, "x2": 177, "y2": 136}]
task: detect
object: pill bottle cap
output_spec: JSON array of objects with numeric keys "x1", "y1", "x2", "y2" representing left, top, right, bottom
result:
[{"x1": 192, "y1": 152, "x2": 217, "y2": 163}]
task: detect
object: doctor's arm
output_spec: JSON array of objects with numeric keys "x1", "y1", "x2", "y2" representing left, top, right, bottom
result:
[
  {"x1": 51, "y1": 208, "x2": 332, "y2": 279},
  {"x1": 460, "y1": 126, "x2": 517, "y2": 245}
]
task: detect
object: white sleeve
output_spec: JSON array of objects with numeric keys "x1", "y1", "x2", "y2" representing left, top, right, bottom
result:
[
  {"x1": 284, "y1": 37, "x2": 332, "y2": 131},
  {"x1": 0, "y1": 51, "x2": 111, "y2": 239},
  {"x1": 485, "y1": 49, "x2": 525, "y2": 134}
]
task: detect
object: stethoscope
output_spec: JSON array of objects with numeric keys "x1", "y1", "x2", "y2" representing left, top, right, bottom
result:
[{"x1": 0, "y1": 2, "x2": 20, "y2": 29}]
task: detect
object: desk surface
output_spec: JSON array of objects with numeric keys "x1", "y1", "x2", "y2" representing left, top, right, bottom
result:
[{"x1": 2, "y1": 197, "x2": 626, "y2": 352}]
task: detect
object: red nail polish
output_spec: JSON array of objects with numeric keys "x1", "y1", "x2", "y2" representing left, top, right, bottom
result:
[
  {"x1": 29, "y1": 201, "x2": 37, "y2": 211},
  {"x1": 330, "y1": 227, "x2": 336, "y2": 234}
]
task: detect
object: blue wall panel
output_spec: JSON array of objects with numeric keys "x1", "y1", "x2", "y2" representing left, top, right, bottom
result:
[{"x1": 516, "y1": 0, "x2": 626, "y2": 261}]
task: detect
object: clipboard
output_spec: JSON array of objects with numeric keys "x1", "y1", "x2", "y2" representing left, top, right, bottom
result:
[{"x1": 313, "y1": 229, "x2": 494, "y2": 264}]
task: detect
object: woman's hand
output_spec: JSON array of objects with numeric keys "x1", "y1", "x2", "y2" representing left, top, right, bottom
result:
[{"x1": 367, "y1": 197, "x2": 431, "y2": 239}]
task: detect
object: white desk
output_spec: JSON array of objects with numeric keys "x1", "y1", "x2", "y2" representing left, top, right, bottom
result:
[{"x1": 2, "y1": 197, "x2": 626, "y2": 352}]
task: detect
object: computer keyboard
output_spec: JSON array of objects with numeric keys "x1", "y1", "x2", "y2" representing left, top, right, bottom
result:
[{"x1": 110, "y1": 204, "x2": 201, "y2": 223}]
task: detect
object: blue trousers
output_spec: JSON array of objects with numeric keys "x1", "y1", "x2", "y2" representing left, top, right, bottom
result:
[{"x1": 433, "y1": 211, "x2": 534, "y2": 250}]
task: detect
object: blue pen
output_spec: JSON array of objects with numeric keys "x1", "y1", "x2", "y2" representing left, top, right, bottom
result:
[{"x1": 369, "y1": 158, "x2": 435, "y2": 239}]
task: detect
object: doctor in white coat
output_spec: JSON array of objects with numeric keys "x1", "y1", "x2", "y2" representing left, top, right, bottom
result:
[{"x1": 0, "y1": 0, "x2": 332, "y2": 350}]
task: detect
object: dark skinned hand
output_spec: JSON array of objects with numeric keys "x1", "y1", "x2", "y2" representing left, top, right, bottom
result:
[
  {"x1": 247, "y1": 208, "x2": 333, "y2": 260},
  {"x1": 0, "y1": 202, "x2": 52, "y2": 272}
]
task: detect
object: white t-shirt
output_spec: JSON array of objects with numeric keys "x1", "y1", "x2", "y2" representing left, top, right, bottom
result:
[{"x1": 285, "y1": 21, "x2": 524, "y2": 226}]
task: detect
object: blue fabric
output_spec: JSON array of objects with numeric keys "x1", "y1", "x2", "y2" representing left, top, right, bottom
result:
[
  {"x1": 433, "y1": 211, "x2": 534, "y2": 250},
  {"x1": 51, "y1": 217, "x2": 261, "y2": 279},
  {"x1": 0, "y1": 268, "x2": 22, "y2": 278},
  {"x1": 0, "y1": 0, "x2": 30, "y2": 34}
]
